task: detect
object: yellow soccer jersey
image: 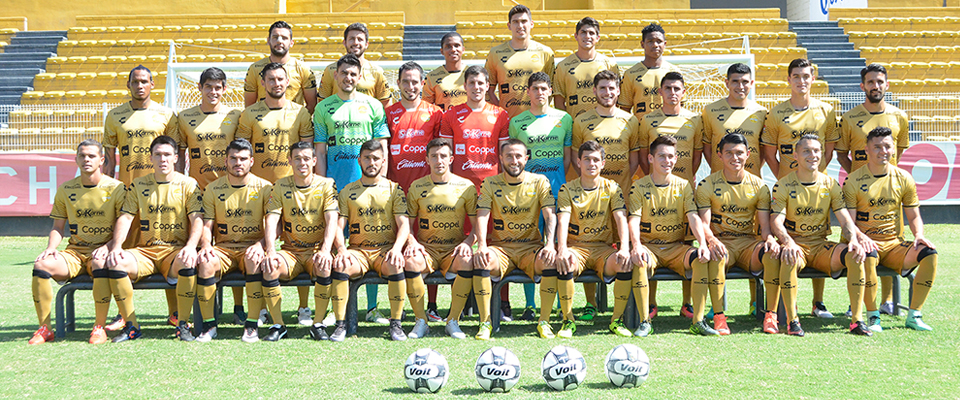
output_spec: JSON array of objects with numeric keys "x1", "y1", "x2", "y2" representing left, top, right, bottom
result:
[
  {"x1": 628, "y1": 174, "x2": 696, "y2": 245},
  {"x1": 478, "y1": 172, "x2": 554, "y2": 245},
  {"x1": 267, "y1": 175, "x2": 339, "y2": 250},
  {"x1": 837, "y1": 104, "x2": 910, "y2": 173},
  {"x1": 339, "y1": 179, "x2": 407, "y2": 249},
  {"x1": 553, "y1": 53, "x2": 619, "y2": 118},
  {"x1": 50, "y1": 176, "x2": 126, "y2": 250},
  {"x1": 407, "y1": 174, "x2": 477, "y2": 251},
  {"x1": 485, "y1": 40, "x2": 556, "y2": 117},
  {"x1": 761, "y1": 98, "x2": 839, "y2": 179},
  {"x1": 695, "y1": 171, "x2": 770, "y2": 237},
  {"x1": 572, "y1": 108, "x2": 641, "y2": 190},
  {"x1": 202, "y1": 175, "x2": 272, "y2": 250},
  {"x1": 771, "y1": 171, "x2": 844, "y2": 242},
  {"x1": 619, "y1": 60, "x2": 674, "y2": 120},
  {"x1": 318, "y1": 58, "x2": 391, "y2": 100},
  {"x1": 842, "y1": 166, "x2": 919, "y2": 243},
  {"x1": 102, "y1": 102, "x2": 179, "y2": 184},
  {"x1": 639, "y1": 108, "x2": 704, "y2": 183},
  {"x1": 236, "y1": 100, "x2": 313, "y2": 183},
  {"x1": 244, "y1": 57, "x2": 317, "y2": 105},
  {"x1": 121, "y1": 172, "x2": 202, "y2": 247},
  {"x1": 176, "y1": 105, "x2": 242, "y2": 190},
  {"x1": 557, "y1": 177, "x2": 625, "y2": 245},
  {"x1": 701, "y1": 98, "x2": 768, "y2": 176},
  {"x1": 423, "y1": 66, "x2": 466, "y2": 111}
]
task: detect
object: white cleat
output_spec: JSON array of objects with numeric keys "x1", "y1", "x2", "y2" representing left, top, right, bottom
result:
[
  {"x1": 321, "y1": 312, "x2": 336, "y2": 326},
  {"x1": 297, "y1": 307, "x2": 313, "y2": 326},
  {"x1": 257, "y1": 309, "x2": 268, "y2": 327},
  {"x1": 445, "y1": 320, "x2": 466, "y2": 339},
  {"x1": 408, "y1": 318, "x2": 430, "y2": 339},
  {"x1": 365, "y1": 307, "x2": 390, "y2": 325}
]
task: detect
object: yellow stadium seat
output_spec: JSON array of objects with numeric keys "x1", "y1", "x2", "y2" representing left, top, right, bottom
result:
[
  {"x1": 495, "y1": 34, "x2": 511, "y2": 42},
  {"x1": 147, "y1": 54, "x2": 166, "y2": 63},
  {"x1": 385, "y1": 36, "x2": 403, "y2": 43},
  {"x1": 365, "y1": 52, "x2": 381, "y2": 61},
  {"x1": 226, "y1": 54, "x2": 246, "y2": 62},
  {"x1": 383, "y1": 52, "x2": 402, "y2": 61},
  {"x1": 929, "y1": 61, "x2": 949, "y2": 79},
  {"x1": 670, "y1": 48, "x2": 691, "y2": 56},
  {"x1": 43, "y1": 91, "x2": 65, "y2": 102},
  {"x1": 63, "y1": 91, "x2": 86, "y2": 104},
  {"x1": 86, "y1": 90, "x2": 106, "y2": 103},
  {"x1": 476, "y1": 35, "x2": 495, "y2": 42},
  {"x1": 68, "y1": 27, "x2": 87, "y2": 35},
  {"x1": 213, "y1": 38, "x2": 232, "y2": 46},
  {"x1": 598, "y1": 49, "x2": 614, "y2": 57},
  {"x1": 555, "y1": 49, "x2": 573, "y2": 58},
  {"x1": 244, "y1": 54, "x2": 261, "y2": 62},
  {"x1": 685, "y1": 32, "x2": 703, "y2": 42},
  {"x1": 127, "y1": 55, "x2": 147, "y2": 63},
  {"x1": 691, "y1": 48, "x2": 711, "y2": 55},
  {"x1": 34, "y1": 73, "x2": 56, "y2": 82},
  {"x1": 462, "y1": 50, "x2": 477, "y2": 59},
  {"x1": 309, "y1": 36, "x2": 328, "y2": 44},
  {"x1": 609, "y1": 33, "x2": 627, "y2": 41},
  {"x1": 477, "y1": 50, "x2": 489, "y2": 58},
  {"x1": 904, "y1": 79, "x2": 925, "y2": 91},
  {"x1": 456, "y1": 21, "x2": 474, "y2": 29},
  {"x1": 325, "y1": 52, "x2": 344, "y2": 59},
  {"x1": 186, "y1": 54, "x2": 206, "y2": 62},
  {"x1": 206, "y1": 54, "x2": 226, "y2": 62}
]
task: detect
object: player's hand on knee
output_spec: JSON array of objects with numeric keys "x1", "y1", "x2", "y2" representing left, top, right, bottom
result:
[
  {"x1": 178, "y1": 246, "x2": 199, "y2": 268},
  {"x1": 246, "y1": 243, "x2": 266, "y2": 266},
  {"x1": 763, "y1": 236, "x2": 780, "y2": 258},
  {"x1": 404, "y1": 241, "x2": 426, "y2": 259},
  {"x1": 36, "y1": 249, "x2": 59, "y2": 263},
  {"x1": 857, "y1": 231, "x2": 879, "y2": 254},
  {"x1": 537, "y1": 246, "x2": 557, "y2": 267},
  {"x1": 386, "y1": 248, "x2": 405, "y2": 269},
  {"x1": 707, "y1": 237, "x2": 726, "y2": 260},
  {"x1": 473, "y1": 246, "x2": 491, "y2": 270},
  {"x1": 197, "y1": 245, "x2": 215, "y2": 264},
  {"x1": 914, "y1": 235, "x2": 935, "y2": 250},
  {"x1": 91, "y1": 245, "x2": 109, "y2": 261},
  {"x1": 696, "y1": 246, "x2": 711, "y2": 264},
  {"x1": 847, "y1": 239, "x2": 866, "y2": 263},
  {"x1": 781, "y1": 242, "x2": 801, "y2": 265},
  {"x1": 313, "y1": 250, "x2": 333, "y2": 272},
  {"x1": 615, "y1": 249, "x2": 631, "y2": 272},
  {"x1": 630, "y1": 247, "x2": 647, "y2": 268}
]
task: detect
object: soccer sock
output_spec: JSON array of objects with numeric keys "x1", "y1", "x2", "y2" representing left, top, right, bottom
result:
[
  {"x1": 298, "y1": 286, "x2": 309, "y2": 309},
  {"x1": 749, "y1": 279, "x2": 757, "y2": 306},
  {"x1": 31, "y1": 270, "x2": 53, "y2": 327},
  {"x1": 583, "y1": 282, "x2": 597, "y2": 307},
  {"x1": 231, "y1": 286, "x2": 245, "y2": 312},
  {"x1": 682, "y1": 279, "x2": 692, "y2": 307},
  {"x1": 387, "y1": 273, "x2": 406, "y2": 320},
  {"x1": 313, "y1": 277, "x2": 332, "y2": 324},
  {"x1": 262, "y1": 278, "x2": 282, "y2": 326},
  {"x1": 197, "y1": 277, "x2": 217, "y2": 323},
  {"x1": 648, "y1": 280, "x2": 658, "y2": 308},
  {"x1": 331, "y1": 272, "x2": 350, "y2": 321},
  {"x1": 427, "y1": 284, "x2": 438, "y2": 304},
  {"x1": 108, "y1": 270, "x2": 137, "y2": 327},
  {"x1": 864, "y1": 254, "x2": 879, "y2": 311},
  {"x1": 707, "y1": 258, "x2": 725, "y2": 313},
  {"x1": 499, "y1": 284, "x2": 509, "y2": 301},
  {"x1": 405, "y1": 271, "x2": 426, "y2": 320},
  {"x1": 539, "y1": 270, "x2": 558, "y2": 322},
  {"x1": 523, "y1": 282, "x2": 536, "y2": 308},
  {"x1": 244, "y1": 273, "x2": 263, "y2": 325},
  {"x1": 164, "y1": 288, "x2": 178, "y2": 317},
  {"x1": 558, "y1": 272, "x2": 575, "y2": 321},
  {"x1": 692, "y1": 261, "x2": 709, "y2": 322},
  {"x1": 365, "y1": 284, "x2": 378, "y2": 311},
  {"x1": 911, "y1": 251, "x2": 938, "y2": 311},
  {"x1": 176, "y1": 268, "x2": 197, "y2": 323},
  {"x1": 811, "y1": 278, "x2": 825, "y2": 303},
  {"x1": 780, "y1": 260, "x2": 800, "y2": 322},
  {"x1": 844, "y1": 250, "x2": 865, "y2": 323},
  {"x1": 447, "y1": 270, "x2": 473, "y2": 322},
  {"x1": 611, "y1": 272, "x2": 632, "y2": 321},
  {"x1": 762, "y1": 252, "x2": 781, "y2": 313},
  {"x1": 473, "y1": 269, "x2": 492, "y2": 323},
  {"x1": 632, "y1": 264, "x2": 650, "y2": 321},
  {"x1": 880, "y1": 276, "x2": 894, "y2": 304},
  {"x1": 92, "y1": 269, "x2": 112, "y2": 327}
]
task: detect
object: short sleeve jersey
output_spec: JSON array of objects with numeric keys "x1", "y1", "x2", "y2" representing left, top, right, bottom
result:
[
  {"x1": 639, "y1": 108, "x2": 704, "y2": 183},
  {"x1": 557, "y1": 177, "x2": 625, "y2": 245},
  {"x1": 50, "y1": 176, "x2": 126, "y2": 250},
  {"x1": 478, "y1": 173, "x2": 555, "y2": 245},
  {"x1": 485, "y1": 40, "x2": 556, "y2": 117},
  {"x1": 385, "y1": 101, "x2": 444, "y2": 192},
  {"x1": 837, "y1": 104, "x2": 910, "y2": 173},
  {"x1": 314, "y1": 93, "x2": 389, "y2": 191},
  {"x1": 572, "y1": 108, "x2": 641, "y2": 190},
  {"x1": 771, "y1": 171, "x2": 844, "y2": 242},
  {"x1": 701, "y1": 98, "x2": 768, "y2": 176},
  {"x1": 102, "y1": 102, "x2": 178, "y2": 184},
  {"x1": 406, "y1": 174, "x2": 477, "y2": 252},
  {"x1": 176, "y1": 105, "x2": 242, "y2": 189},
  {"x1": 695, "y1": 171, "x2": 770, "y2": 238},
  {"x1": 761, "y1": 98, "x2": 839, "y2": 179},
  {"x1": 619, "y1": 60, "x2": 674, "y2": 120},
  {"x1": 318, "y1": 59, "x2": 391, "y2": 100},
  {"x1": 628, "y1": 174, "x2": 696, "y2": 245},
  {"x1": 202, "y1": 175, "x2": 272, "y2": 250},
  {"x1": 438, "y1": 102, "x2": 510, "y2": 190},
  {"x1": 553, "y1": 53, "x2": 619, "y2": 118},
  {"x1": 842, "y1": 166, "x2": 919, "y2": 242},
  {"x1": 243, "y1": 57, "x2": 317, "y2": 105},
  {"x1": 267, "y1": 175, "x2": 339, "y2": 250},
  {"x1": 121, "y1": 172, "x2": 202, "y2": 247},
  {"x1": 423, "y1": 66, "x2": 466, "y2": 111},
  {"x1": 509, "y1": 107, "x2": 573, "y2": 194},
  {"x1": 236, "y1": 100, "x2": 313, "y2": 183},
  {"x1": 338, "y1": 179, "x2": 407, "y2": 249}
]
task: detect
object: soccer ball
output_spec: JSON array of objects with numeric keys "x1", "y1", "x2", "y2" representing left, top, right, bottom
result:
[
  {"x1": 475, "y1": 347, "x2": 521, "y2": 392},
  {"x1": 403, "y1": 348, "x2": 449, "y2": 393},
  {"x1": 541, "y1": 345, "x2": 587, "y2": 391},
  {"x1": 604, "y1": 344, "x2": 650, "y2": 388}
]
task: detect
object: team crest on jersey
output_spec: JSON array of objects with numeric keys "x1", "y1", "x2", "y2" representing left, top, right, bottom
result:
[
  {"x1": 222, "y1": 119, "x2": 232, "y2": 125},
  {"x1": 248, "y1": 191, "x2": 259, "y2": 200},
  {"x1": 748, "y1": 115, "x2": 761, "y2": 124},
  {"x1": 673, "y1": 188, "x2": 683, "y2": 198},
  {"x1": 420, "y1": 113, "x2": 431, "y2": 122},
  {"x1": 358, "y1": 105, "x2": 369, "y2": 115},
  {"x1": 487, "y1": 115, "x2": 497, "y2": 124},
  {"x1": 531, "y1": 54, "x2": 541, "y2": 64},
  {"x1": 600, "y1": 192, "x2": 610, "y2": 201},
  {"x1": 819, "y1": 188, "x2": 829, "y2": 198}
]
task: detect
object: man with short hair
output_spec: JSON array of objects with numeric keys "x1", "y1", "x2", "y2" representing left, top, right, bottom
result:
[
  {"x1": 319, "y1": 22, "x2": 392, "y2": 106},
  {"x1": 244, "y1": 21, "x2": 318, "y2": 114},
  {"x1": 386, "y1": 61, "x2": 444, "y2": 193},
  {"x1": 485, "y1": 4, "x2": 555, "y2": 118},
  {"x1": 638, "y1": 71, "x2": 703, "y2": 183},
  {"x1": 424, "y1": 32, "x2": 467, "y2": 111},
  {"x1": 553, "y1": 17, "x2": 619, "y2": 119},
  {"x1": 619, "y1": 23, "x2": 672, "y2": 120}
]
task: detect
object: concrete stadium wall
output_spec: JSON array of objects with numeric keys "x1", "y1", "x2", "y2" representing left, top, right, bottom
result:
[{"x1": 691, "y1": 0, "x2": 788, "y2": 18}]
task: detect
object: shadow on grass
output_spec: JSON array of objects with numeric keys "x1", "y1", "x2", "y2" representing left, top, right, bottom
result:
[
  {"x1": 449, "y1": 387, "x2": 486, "y2": 395},
  {"x1": 381, "y1": 387, "x2": 412, "y2": 395},
  {"x1": 584, "y1": 381, "x2": 624, "y2": 390}
]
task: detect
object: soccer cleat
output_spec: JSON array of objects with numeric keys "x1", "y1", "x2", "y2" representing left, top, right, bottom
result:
[
  {"x1": 537, "y1": 321, "x2": 555, "y2": 339},
  {"x1": 111, "y1": 323, "x2": 142, "y2": 343},
  {"x1": 634, "y1": 320, "x2": 653, "y2": 337},
  {"x1": 196, "y1": 326, "x2": 218, "y2": 343},
  {"x1": 329, "y1": 321, "x2": 347, "y2": 342},
  {"x1": 167, "y1": 312, "x2": 179, "y2": 327},
  {"x1": 762, "y1": 312, "x2": 779, "y2": 334},
  {"x1": 500, "y1": 301, "x2": 513, "y2": 322},
  {"x1": 609, "y1": 319, "x2": 632, "y2": 337},
  {"x1": 748, "y1": 302, "x2": 756, "y2": 317},
  {"x1": 519, "y1": 306, "x2": 536, "y2": 321},
  {"x1": 845, "y1": 306, "x2": 853, "y2": 318},
  {"x1": 408, "y1": 318, "x2": 430, "y2": 339},
  {"x1": 714, "y1": 314, "x2": 731, "y2": 335},
  {"x1": 390, "y1": 319, "x2": 407, "y2": 341},
  {"x1": 648, "y1": 305, "x2": 658, "y2": 319},
  {"x1": 257, "y1": 309, "x2": 268, "y2": 327},
  {"x1": 680, "y1": 303, "x2": 694, "y2": 319},
  {"x1": 445, "y1": 320, "x2": 466, "y2": 339},
  {"x1": 175, "y1": 321, "x2": 195, "y2": 342},
  {"x1": 321, "y1": 312, "x2": 335, "y2": 327},
  {"x1": 879, "y1": 301, "x2": 896, "y2": 316},
  {"x1": 475, "y1": 321, "x2": 492, "y2": 340},
  {"x1": 297, "y1": 307, "x2": 312, "y2": 326},
  {"x1": 263, "y1": 324, "x2": 287, "y2": 342},
  {"x1": 105, "y1": 314, "x2": 125, "y2": 332},
  {"x1": 905, "y1": 310, "x2": 932, "y2": 331},
  {"x1": 308, "y1": 323, "x2": 329, "y2": 341},
  {"x1": 558, "y1": 319, "x2": 576, "y2": 339},
  {"x1": 867, "y1": 312, "x2": 883, "y2": 333},
  {"x1": 241, "y1": 327, "x2": 259, "y2": 343},
  {"x1": 577, "y1": 304, "x2": 598, "y2": 321},
  {"x1": 811, "y1": 302, "x2": 834, "y2": 319},
  {"x1": 706, "y1": 307, "x2": 715, "y2": 320},
  {"x1": 28, "y1": 325, "x2": 54, "y2": 345},
  {"x1": 426, "y1": 304, "x2": 443, "y2": 322},
  {"x1": 787, "y1": 320, "x2": 805, "y2": 337},
  {"x1": 365, "y1": 306, "x2": 389, "y2": 325},
  {"x1": 233, "y1": 305, "x2": 246, "y2": 325},
  {"x1": 89, "y1": 325, "x2": 108, "y2": 345},
  {"x1": 690, "y1": 319, "x2": 719, "y2": 336},
  {"x1": 849, "y1": 321, "x2": 873, "y2": 336}
]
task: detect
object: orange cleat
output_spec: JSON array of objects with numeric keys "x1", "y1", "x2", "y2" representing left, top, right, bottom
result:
[
  {"x1": 104, "y1": 314, "x2": 125, "y2": 332},
  {"x1": 714, "y1": 314, "x2": 731, "y2": 335},
  {"x1": 762, "y1": 311, "x2": 779, "y2": 334},
  {"x1": 89, "y1": 325, "x2": 108, "y2": 345},
  {"x1": 167, "y1": 312, "x2": 178, "y2": 327},
  {"x1": 28, "y1": 325, "x2": 54, "y2": 345}
]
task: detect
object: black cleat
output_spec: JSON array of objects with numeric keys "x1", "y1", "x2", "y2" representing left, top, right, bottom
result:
[
  {"x1": 175, "y1": 321, "x2": 195, "y2": 342},
  {"x1": 263, "y1": 324, "x2": 288, "y2": 342},
  {"x1": 111, "y1": 322, "x2": 142, "y2": 343},
  {"x1": 309, "y1": 323, "x2": 329, "y2": 341},
  {"x1": 849, "y1": 321, "x2": 873, "y2": 336},
  {"x1": 233, "y1": 305, "x2": 247, "y2": 325},
  {"x1": 500, "y1": 301, "x2": 513, "y2": 322},
  {"x1": 389, "y1": 319, "x2": 407, "y2": 341},
  {"x1": 330, "y1": 320, "x2": 347, "y2": 342},
  {"x1": 787, "y1": 320, "x2": 805, "y2": 337}
]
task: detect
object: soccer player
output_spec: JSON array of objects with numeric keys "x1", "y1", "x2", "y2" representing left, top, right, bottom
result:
[
  {"x1": 485, "y1": 4, "x2": 555, "y2": 118},
  {"x1": 628, "y1": 135, "x2": 711, "y2": 336},
  {"x1": 424, "y1": 32, "x2": 467, "y2": 111},
  {"x1": 29, "y1": 140, "x2": 126, "y2": 345},
  {"x1": 196, "y1": 139, "x2": 274, "y2": 342},
  {"x1": 843, "y1": 127, "x2": 937, "y2": 332},
  {"x1": 104, "y1": 135, "x2": 203, "y2": 342},
  {"x1": 474, "y1": 139, "x2": 556, "y2": 338},
  {"x1": 332, "y1": 140, "x2": 413, "y2": 341},
  {"x1": 638, "y1": 71, "x2": 703, "y2": 183},
  {"x1": 263, "y1": 141, "x2": 339, "y2": 341},
  {"x1": 386, "y1": 61, "x2": 443, "y2": 193},
  {"x1": 769, "y1": 134, "x2": 868, "y2": 336},
  {"x1": 318, "y1": 22, "x2": 392, "y2": 106},
  {"x1": 553, "y1": 17, "x2": 619, "y2": 119},
  {"x1": 554, "y1": 140, "x2": 631, "y2": 338},
  {"x1": 695, "y1": 133, "x2": 779, "y2": 335},
  {"x1": 244, "y1": 21, "x2": 318, "y2": 114},
  {"x1": 404, "y1": 139, "x2": 478, "y2": 339},
  {"x1": 761, "y1": 58, "x2": 840, "y2": 319},
  {"x1": 619, "y1": 23, "x2": 672, "y2": 120}
]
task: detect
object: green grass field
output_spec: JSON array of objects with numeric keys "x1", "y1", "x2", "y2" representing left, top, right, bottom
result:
[{"x1": 1, "y1": 226, "x2": 958, "y2": 398}]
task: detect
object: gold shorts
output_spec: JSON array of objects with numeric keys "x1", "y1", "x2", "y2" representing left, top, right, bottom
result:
[
  {"x1": 129, "y1": 245, "x2": 181, "y2": 282},
  {"x1": 489, "y1": 243, "x2": 541, "y2": 281},
  {"x1": 645, "y1": 242, "x2": 694, "y2": 278},
  {"x1": 567, "y1": 243, "x2": 617, "y2": 277},
  {"x1": 57, "y1": 247, "x2": 92, "y2": 284},
  {"x1": 276, "y1": 248, "x2": 317, "y2": 279},
  {"x1": 423, "y1": 246, "x2": 455, "y2": 279},
  {"x1": 795, "y1": 239, "x2": 840, "y2": 277},
  {"x1": 718, "y1": 235, "x2": 764, "y2": 271},
  {"x1": 345, "y1": 246, "x2": 394, "y2": 277},
  {"x1": 875, "y1": 239, "x2": 917, "y2": 276},
  {"x1": 210, "y1": 246, "x2": 245, "y2": 276}
]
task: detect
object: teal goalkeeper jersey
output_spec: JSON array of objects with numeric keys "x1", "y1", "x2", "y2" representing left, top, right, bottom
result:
[
  {"x1": 314, "y1": 92, "x2": 389, "y2": 191},
  {"x1": 509, "y1": 107, "x2": 572, "y2": 197}
]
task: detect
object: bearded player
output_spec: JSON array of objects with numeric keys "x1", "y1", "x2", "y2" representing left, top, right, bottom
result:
[
  {"x1": 243, "y1": 21, "x2": 318, "y2": 114},
  {"x1": 318, "y1": 22, "x2": 392, "y2": 106},
  {"x1": 485, "y1": 4, "x2": 555, "y2": 118}
]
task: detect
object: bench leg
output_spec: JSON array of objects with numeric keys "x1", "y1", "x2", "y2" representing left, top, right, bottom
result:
[
  {"x1": 624, "y1": 290, "x2": 638, "y2": 330},
  {"x1": 596, "y1": 282, "x2": 608, "y2": 313},
  {"x1": 54, "y1": 286, "x2": 73, "y2": 338},
  {"x1": 66, "y1": 289, "x2": 76, "y2": 333},
  {"x1": 891, "y1": 273, "x2": 903, "y2": 317},
  {"x1": 754, "y1": 277, "x2": 765, "y2": 320},
  {"x1": 193, "y1": 296, "x2": 203, "y2": 336},
  {"x1": 491, "y1": 279, "x2": 505, "y2": 333},
  {"x1": 216, "y1": 285, "x2": 224, "y2": 321},
  {"x1": 346, "y1": 280, "x2": 361, "y2": 336}
]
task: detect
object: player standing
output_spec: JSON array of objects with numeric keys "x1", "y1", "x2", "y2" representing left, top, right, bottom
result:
[
  {"x1": 553, "y1": 17, "x2": 619, "y2": 119},
  {"x1": 423, "y1": 32, "x2": 467, "y2": 111},
  {"x1": 485, "y1": 4, "x2": 555, "y2": 118},
  {"x1": 386, "y1": 61, "x2": 443, "y2": 193},
  {"x1": 319, "y1": 23, "x2": 392, "y2": 107},
  {"x1": 244, "y1": 21, "x2": 317, "y2": 114},
  {"x1": 638, "y1": 71, "x2": 703, "y2": 183},
  {"x1": 619, "y1": 23, "x2": 672, "y2": 120}
]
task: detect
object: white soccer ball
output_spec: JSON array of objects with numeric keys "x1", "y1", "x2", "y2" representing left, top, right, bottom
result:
[
  {"x1": 475, "y1": 346, "x2": 522, "y2": 392},
  {"x1": 604, "y1": 343, "x2": 650, "y2": 388},
  {"x1": 541, "y1": 345, "x2": 587, "y2": 391},
  {"x1": 403, "y1": 348, "x2": 449, "y2": 393}
]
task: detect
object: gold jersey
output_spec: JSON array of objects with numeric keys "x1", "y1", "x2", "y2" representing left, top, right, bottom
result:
[
  {"x1": 267, "y1": 175, "x2": 339, "y2": 250},
  {"x1": 771, "y1": 171, "x2": 844, "y2": 242},
  {"x1": 175, "y1": 105, "x2": 242, "y2": 189},
  {"x1": 639, "y1": 108, "x2": 704, "y2": 183},
  {"x1": 236, "y1": 100, "x2": 313, "y2": 183},
  {"x1": 628, "y1": 174, "x2": 696, "y2": 245},
  {"x1": 244, "y1": 57, "x2": 318, "y2": 105},
  {"x1": 406, "y1": 174, "x2": 477, "y2": 252},
  {"x1": 837, "y1": 104, "x2": 910, "y2": 173},
  {"x1": 842, "y1": 166, "x2": 919, "y2": 243},
  {"x1": 121, "y1": 172, "x2": 202, "y2": 247},
  {"x1": 552, "y1": 53, "x2": 619, "y2": 118},
  {"x1": 102, "y1": 102, "x2": 179, "y2": 184},
  {"x1": 557, "y1": 177, "x2": 625, "y2": 245},
  {"x1": 202, "y1": 174, "x2": 272, "y2": 250},
  {"x1": 318, "y1": 58, "x2": 391, "y2": 100},
  {"x1": 695, "y1": 171, "x2": 770, "y2": 237},
  {"x1": 761, "y1": 98, "x2": 839, "y2": 179},
  {"x1": 485, "y1": 40, "x2": 556, "y2": 117},
  {"x1": 423, "y1": 66, "x2": 466, "y2": 111},
  {"x1": 338, "y1": 178, "x2": 407, "y2": 249},
  {"x1": 701, "y1": 98, "x2": 768, "y2": 176},
  {"x1": 618, "y1": 60, "x2": 674, "y2": 120},
  {"x1": 478, "y1": 172, "x2": 554, "y2": 245},
  {"x1": 572, "y1": 108, "x2": 641, "y2": 190},
  {"x1": 50, "y1": 176, "x2": 126, "y2": 250}
]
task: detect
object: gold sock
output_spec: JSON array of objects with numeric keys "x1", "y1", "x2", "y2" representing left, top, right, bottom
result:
[
  {"x1": 244, "y1": 274, "x2": 263, "y2": 324},
  {"x1": 781, "y1": 260, "x2": 800, "y2": 322},
  {"x1": 611, "y1": 272, "x2": 632, "y2": 321},
  {"x1": 313, "y1": 277, "x2": 332, "y2": 324},
  {"x1": 31, "y1": 271, "x2": 53, "y2": 327},
  {"x1": 197, "y1": 277, "x2": 217, "y2": 322},
  {"x1": 387, "y1": 274, "x2": 406, "y2": 320},
  {"x1": 176, "y1": 268, "x2": 197, "y2": 323},
  {"x1": 845, "y1": 250, "x2": 865, "y2": 323},
  {"x1": 262, "y1": 278, "x2": 283, "y2": 325},
  {"x1": 558, "y1": 272, "x2": 575, "y2": 321},
  {"x1": 632, "y1": 263, "x2": 650, "y2": 320},
  {"x1": 108, "y1": 270, "x2": 138, "y2": 326},
  {"x1": 231, "y1": 286, "x2": 245, "y2": 311},
  {"x1": 92, "y1": 270, "x2": 112, "y2": 327},
  {"x1": 707, "y1": 258, "x2": 725, "y2": 313},
  {"x1": 405, "y1": 272, "x2": 426, "y2": 321},
  {"x1": 880, "y1": 275, "x2": 893, "y2": 304},
  {"x1": 473, "y1": 270, "x2": 492, "y2": 323},
  {"x1": 692, "y1": 261, "x2": 710, "y2": 321},
  {"x1": 447, "y1": 270, "x2": 473, "y2": 321},
  {"x1": 682, "y1": 279, "x2": 692, "y2": 306},
  {"x1": 331, "y1": 272, "x2": 350, "y2": 321},
  {"x1": 864, "y1": 254, "x2": 879, "y2": 311},
  {"x1": 811, "y1": 278, "x2": 825, "y2": 303},
  {"x1": 164, "y1": 288, "x2": 178, "y2": 317},
  {"x1": 762, "y1": 252, "x2": 781, "y2": 312},
  {"x1": 539, "y1": 271, "x2": 558, "y2": 322},
  {"x1": 583, "y1": 282, "x2": 597, "y2": 308},
  {"x1": 911, "y1": 251, "x2": 937, "y2": 311},
  {"x1": 298, "y1": 286, "x2": 310, "y2": 309}
]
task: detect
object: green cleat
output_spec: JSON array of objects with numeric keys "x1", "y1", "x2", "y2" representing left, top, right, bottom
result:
[
  {"x1": 609, "y1": 318, "x2": 632, "y2": 337},
  {"x1": 475, "y1": 321, "x2": 493, "y2": 340},
  {"x1": 866, "y1": 311, "x2": 883, "y2": 333},
  {"x1": 577, "y1": 304, "x2": 597, "y2": 321},
  {"x1": 690, "y1": 318, "x2": 719, "y2": 336},
  {"x1": 558, "y1": 319, "x2": 576, "y2": 339},
  {"x1": 905, "y1": 310, "x2": 932, "y2": 331},
  {"x1": 537, "y1": 320, "x2": 555, "y2": 339}
]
